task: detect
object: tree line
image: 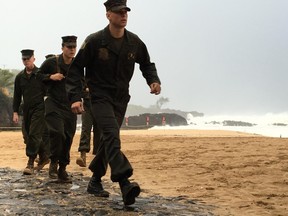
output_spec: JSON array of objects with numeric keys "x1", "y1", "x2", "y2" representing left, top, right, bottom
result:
[{"x1": 0, "y1": 69, "x2": 16, "y2": 127}]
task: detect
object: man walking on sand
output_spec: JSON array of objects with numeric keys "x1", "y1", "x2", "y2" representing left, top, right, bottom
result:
[
  {"x1": 66, "y1": 0, "x2": 161, "y2": 205},
  {"x1": 39, "y1": 36, "x2": 78, "y2": 183},
  {"x1": 13, "y1": 49, "x2": 50, "y2": 175}
]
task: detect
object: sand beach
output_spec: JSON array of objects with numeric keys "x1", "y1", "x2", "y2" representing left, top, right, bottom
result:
[{"x1": 0, "y1": 129, "x2": 287, "y2": 215}]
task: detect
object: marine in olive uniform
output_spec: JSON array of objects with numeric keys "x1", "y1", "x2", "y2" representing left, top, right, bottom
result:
[
  {"x1": 66, "y1": 0, "x2": 161, "y2": 205},
  {"x1": 13, "y1": 49, "x2": 50, "y2": 175},
  {"x1": 39, "y1": 36, "x2": 77, "y2": 183}
]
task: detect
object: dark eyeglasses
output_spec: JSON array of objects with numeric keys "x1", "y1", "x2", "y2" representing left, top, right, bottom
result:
[
  {"x1": 66, "y1": 45, "x2": 76, "y2": 49},
  {"x1": 22, "y1": 57, "x2": 31, "y2": 61}
]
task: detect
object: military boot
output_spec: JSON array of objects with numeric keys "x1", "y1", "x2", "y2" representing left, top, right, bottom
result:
[
  {"x1": 57, "y1": 164, "x2": 72, "y2": 183},
  {"x1": 76, "y1": 151, "x2": 86, "y2": 167},
  {"x1": 35, "y1": 157, "x2": 39, "y2": 163},
  {"x1": 87, "y1": 176, "x2": 110, "y2": 197},
  {"x1": 49, "y1": 161, "x2": 58, "y2": 179},
  {"x1": 119, "y1": 179, "x2": 141, "y2": 206},
  {"x1": 36, "y1": 154, "x2": 50, "y2": 171},
  {"x1": 23, "y1": 157, "x2": 35, "y2": 175}
]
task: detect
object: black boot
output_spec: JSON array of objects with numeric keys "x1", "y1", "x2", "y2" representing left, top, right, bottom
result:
[
  {"x1": 57, "y1": 164, "x2": 72, "y2": 183},
  {"x1": 87, "y1": 176, "x2": 109, "y2": 197},
  {"x1": 49, "y1": 161, "x2": 58, "y2": 179},
  {"x1": 119, "y1": 179, "x2": 141, "y2": 206}
]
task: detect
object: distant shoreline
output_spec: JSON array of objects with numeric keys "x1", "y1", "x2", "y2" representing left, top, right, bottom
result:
[{"x1": 120, "y1": 128, "x2": 262, "y2": 137}]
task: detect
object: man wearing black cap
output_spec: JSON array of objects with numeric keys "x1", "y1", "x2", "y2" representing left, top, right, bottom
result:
[
  {"x1": 66, "y1": 0, "x2": 161, "y2": 205},
  {"x1": 13, "y1": 49, "x2": 50, "y2": 175},
  {"x1": 39, "y1": 36, "x2": 78, "y2": 183}
]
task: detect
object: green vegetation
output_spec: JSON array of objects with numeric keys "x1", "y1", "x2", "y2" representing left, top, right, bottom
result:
[{"x1": 0, "y1": 69, "x2": 16, "y2": 126}]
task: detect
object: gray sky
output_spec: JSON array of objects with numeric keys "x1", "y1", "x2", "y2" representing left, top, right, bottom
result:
[{"x1": 1, "y1": 0, "x2": 288, "y2": 115}]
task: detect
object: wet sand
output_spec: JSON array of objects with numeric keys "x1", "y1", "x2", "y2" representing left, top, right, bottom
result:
[{"x1": 0, "y1": 130, "x2": 287, "y2": 215}]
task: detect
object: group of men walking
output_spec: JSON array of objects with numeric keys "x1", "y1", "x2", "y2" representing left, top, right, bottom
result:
[
  {"x1": 12, "y1": 0, "x2": 162, "y2": 206},
  {"x1": 13, "y1": 35, "x2": 78, "y2": 183}
]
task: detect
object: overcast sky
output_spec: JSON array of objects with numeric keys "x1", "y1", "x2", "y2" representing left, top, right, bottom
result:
[{"x1": 1, "y1": 0, "x2": 288, "y2": 115}]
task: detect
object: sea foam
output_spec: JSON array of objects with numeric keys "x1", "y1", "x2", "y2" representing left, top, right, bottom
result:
[{"x1": 151, "y1": 112, "x2": 288, "y2": 138}]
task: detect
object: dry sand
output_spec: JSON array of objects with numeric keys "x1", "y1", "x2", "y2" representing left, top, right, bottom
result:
[{"x1": 0, "y1": 129, "x2": 287, "y2": 216}]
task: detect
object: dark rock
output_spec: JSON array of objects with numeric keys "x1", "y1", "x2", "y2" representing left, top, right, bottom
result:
[
  {"x1": 272, "y1": 123, "x2": 287, "y2": 126},
  {"x1": 126, "y1": 104, "x2": 204, "y2": 118},
  {"x1": 205, "y1": 121, "x2": 221, "y2": 125},
  {"x1": 122, "y1": 113, "x2": 187, "y2": 129},
  {"x1": 0, "y1": 168, "x2": 215, "y2": 216},
  {"x1": 223, "y1": 120, "x2": 256, "y2": 127}
]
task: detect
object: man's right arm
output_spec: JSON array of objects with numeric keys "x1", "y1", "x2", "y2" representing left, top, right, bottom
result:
[
  {"x1": 66, "y1": 50, "x2": 86, "y2": 114},
  {"x1": 66, "y1": 35, "x2": 96, "y2": 113},
  {"x1": 65, "y1": 49, "x2": 85, "y2": 104},
  {"x1": 12, "y1": 74, "x2": 21, "y2": 123},
  {"x1": 66, "y1": 36, "x2": 93, "y2": 104},
  {"x1": 12, "y1": 74, "x2": 21, "y2": 114}
]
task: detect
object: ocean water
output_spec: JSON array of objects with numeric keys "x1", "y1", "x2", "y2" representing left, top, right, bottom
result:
[{"x1": 151, "y1": 112, "x2": 288, "y2": 138}]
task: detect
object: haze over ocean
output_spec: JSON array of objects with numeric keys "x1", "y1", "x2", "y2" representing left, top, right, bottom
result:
[{"x1": 152, "y1": 112, "x2": 288, "y2": 138}]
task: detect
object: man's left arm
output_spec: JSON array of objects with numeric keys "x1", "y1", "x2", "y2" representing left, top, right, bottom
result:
[{"x1": 137, "y1": 40, "x2": 161, "y2": 94}]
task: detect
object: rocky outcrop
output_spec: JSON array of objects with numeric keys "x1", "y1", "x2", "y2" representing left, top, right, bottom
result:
[
  {"x1": 0, "y1": 168, "x2": 215, "y2": 215},
  {"x1": 272, "y1": 123, "x2": 287, "y2": 126},
  {"x1": 126, "y1": 104, "x2": 204, "y2": 119},
  {"x1": 122, "y1": 113, "x2": 187, "y2": 129},
  {"x1": 223, "y1": 120, "x2": 256, "y2": 127}
]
